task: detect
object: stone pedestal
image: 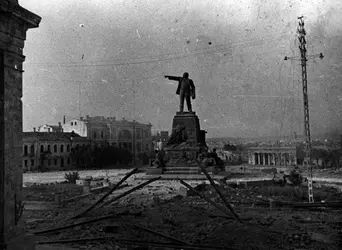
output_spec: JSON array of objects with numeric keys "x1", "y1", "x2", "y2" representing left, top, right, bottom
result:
[
  {"x1": 163, "y1": 112, "x2": 208, "y2": 175},
  {"x1": 172, "y1": 112, "x2": 201, "y2": 143},
  {"x1": 0, "y1": 1, "x2": 41, "y2": 249}
]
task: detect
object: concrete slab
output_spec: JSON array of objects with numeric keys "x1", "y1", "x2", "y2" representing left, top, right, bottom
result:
[{"x1": 146, "y1": 168, "x2": 163, "y2": 175}]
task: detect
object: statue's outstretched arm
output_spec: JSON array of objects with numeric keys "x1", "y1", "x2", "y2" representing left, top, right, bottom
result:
[{"x1": 165, "y1": 75, "x2": 182, "y2": 81}]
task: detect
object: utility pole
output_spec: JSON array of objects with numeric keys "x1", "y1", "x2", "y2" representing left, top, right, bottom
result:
[
  {"x1": 284, "y1": 16, "x2": 324, "y2": 203},
  {"x1": 132, "y1": 80, "x2": 136, "y2": 166}
]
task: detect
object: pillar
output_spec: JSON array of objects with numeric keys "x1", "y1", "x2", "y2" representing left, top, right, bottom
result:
[
  {"x1": 257, "y1": 153, "x2": 261, "y2": 165},
  {"x1": 272, "y1": 154, "x2": 276, "y2": 166},
  {"x1": 262, "y1": 153, "x2": 266, "y2": 166},
  {"x1": 0, "y1": 1, "x2": 41, "y2": 248}
]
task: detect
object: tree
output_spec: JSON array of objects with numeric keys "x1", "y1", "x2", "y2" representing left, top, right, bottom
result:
[
  {"x1": 223, "y1": 144, "x2": 237, "y2": 151},
  {"x1": 70, "y1": 144, "x2": 93, "y2": 169},
  {"x1": 38, "y1": 150, "x2": 51, "y2": 172}
]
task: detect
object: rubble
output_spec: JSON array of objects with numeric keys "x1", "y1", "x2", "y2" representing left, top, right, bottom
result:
[{"x1": 22, "y1": 171, "x2": 342, "y2": 250}]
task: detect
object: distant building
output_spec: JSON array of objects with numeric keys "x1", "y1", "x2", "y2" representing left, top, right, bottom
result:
[
  {"x1": 36, "y1": 123, "x2": 63, "y2": 132},
  {"x1": 247, "y1": 147, "x2": 297, "y2": 166},
  {"x1": 62, "y1": 115, "x2": 153, "y2": 154},
  {"x1": 23, "y1": 131, "x2": 90, "y2": 172}
]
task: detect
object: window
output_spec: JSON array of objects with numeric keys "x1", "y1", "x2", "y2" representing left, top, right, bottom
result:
[
  {"x1": 40, "y1": 145, "x2": 44, "y2": 153},
  {"x1": 24, "y1": 160, "x2": 27, "y2": 167},
  {"x1": 67, "y1": 145, "x2": 70, "y2": 152},
  {"x1": 47, "y1": 145, "x2": 51, "y2": 152},
  {"x1": 75, "y1": 122, "x2": 77, "y2": 125},
  {"x1": 67, "y1": 158, "x2": 70, "y2": 164},
  {"x1": 54, "y1": 145, "x2": 57, "y2": 153},
  {"x1": 93, "y1": 132, "x2": 97, "y2": 139},
  {"x1": 60, "y1": 145, "x2": 64, "y2": 153},
  {"x1": 31, "y1": 159, "x2": 34, "y2": 166},
  {"x1": 30, "y1": 145, "x2": 34, "y2": 154},
  {"x1": 54, "y1": 159, "x2": 57, "y2": 165},
  {"x1": 48, "y1": 159, "x2": 51, "y2": 166},
  {"x1": 101, "y1": 131, "x2": 104, "y2": 138},
  {"x1": 61, "y1": 158, "x2": 64, "y2": 167},
  {"x1": 24, "y1": 145, "x2": 28, "y2": 156},
  {"x1": 71, "y1": 122, "x2": 73, "y2": 126}
]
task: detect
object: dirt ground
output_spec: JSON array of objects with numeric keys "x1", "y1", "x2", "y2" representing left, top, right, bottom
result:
[{"x1": 22, "y1": 175, "x2": 342, "y2": 250}]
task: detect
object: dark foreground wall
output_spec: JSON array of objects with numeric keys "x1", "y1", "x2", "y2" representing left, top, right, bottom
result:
[{"x1": 0, "y1": 0, "x2": 41, "y2": 245}]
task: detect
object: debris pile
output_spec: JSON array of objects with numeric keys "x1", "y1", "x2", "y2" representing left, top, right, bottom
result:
[{"x1": 23, "y1": 166, "x2": 342, "y2": 250}]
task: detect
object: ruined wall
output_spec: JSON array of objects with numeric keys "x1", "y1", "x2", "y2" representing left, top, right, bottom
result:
[{"x1": 0, "y1": 0, "x2": 40, "y2": 243}]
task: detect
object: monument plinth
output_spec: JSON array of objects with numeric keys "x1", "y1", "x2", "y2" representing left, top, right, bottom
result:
[
  {"x1": 162, "y1": 112, "x2": 208, "y2": 174},
  {"x1": 172, "y1": 112, "x2": 201, "y2": 144}
]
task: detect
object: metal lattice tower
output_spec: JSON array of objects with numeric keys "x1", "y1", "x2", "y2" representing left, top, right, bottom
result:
[{"x1": 285, "y1": 16, "x2": 324, "y2": 203}]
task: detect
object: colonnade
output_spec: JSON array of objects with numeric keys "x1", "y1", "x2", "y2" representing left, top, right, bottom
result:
[{"x1": 249, "y1": 152, "x2": 297, "y2": 166}]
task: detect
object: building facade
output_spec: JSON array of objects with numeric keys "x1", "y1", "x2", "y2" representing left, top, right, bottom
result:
[
  {"x1": 23, "y1": 132, "x2": 90, "y2": 172},
  {"x1": 62, "y1": 115, "x2": 153, "y2": 154},
  {"x1": 248, "y1": 147, "x2": 297, "y2": 166}
]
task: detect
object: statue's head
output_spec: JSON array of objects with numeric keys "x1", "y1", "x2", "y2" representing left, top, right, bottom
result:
[{"x1": 183, "y1": 72, "x2": 189, "y2": 78}]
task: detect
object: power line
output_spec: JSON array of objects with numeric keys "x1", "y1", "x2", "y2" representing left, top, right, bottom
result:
[
  {"x1": 25, "y1": 31, "x2": 288, "y2": 65},
  {"x1": 25, "y1": 32, "x2": 287, "y2": 67}
]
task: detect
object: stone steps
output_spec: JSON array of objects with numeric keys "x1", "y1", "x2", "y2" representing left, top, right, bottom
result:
[
  {"x1": 163, "y1": 170, "x2": 200, "y2": 175},
  {"x1": 163, "y1": 166, "x2": 200, "y2": 175}
]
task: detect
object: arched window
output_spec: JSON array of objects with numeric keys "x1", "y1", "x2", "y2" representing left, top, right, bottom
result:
[
  {"x1": 30, "y1": 145, "x2": 34, "y2": 154},
  {"x1": 67, "y1": 145, "x2": 70, "y2": 152},
  {"x1": 40, "y1": 145, "x2": 44, "y2": 153},
  {"x1": 101, "y1": 131, "x2": 104, "y2": 138},
  {"x1": 47, "y1": 145, "x2": 51, "y2": 152},
  {"x1": 60, "y1": 145, "x2": 64, "y2": 153},
  {"x1": 54, "y1": 145, "x2": 57, "y2": 153},
  {"x1": 93, "y1": 131, "x2": 97, "y2": 138},
  {"x1": 24, "y1": 145, "x2": 28, "y2": 156}
]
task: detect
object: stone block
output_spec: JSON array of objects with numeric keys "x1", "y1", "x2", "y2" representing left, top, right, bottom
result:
[{"x1": 178, "y1": 186, "x2": 196, "y2": 197}]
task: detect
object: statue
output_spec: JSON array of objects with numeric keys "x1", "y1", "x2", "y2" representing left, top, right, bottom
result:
[{"x1": 165, "y1": 72, "x2": 196, "y2": 112}]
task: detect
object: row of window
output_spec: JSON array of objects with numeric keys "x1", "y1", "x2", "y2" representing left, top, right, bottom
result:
[
  {"x1": 118, "y1": 142, "x2": 150, "y2": 151},
  {"x1": 93, "y1": 131, "x2": 105, "y2": 139},
  {"x1": 23, "y1": 144, "x2": 87, "y2": 156},
  {"x1": 93, "y1": 130, "x2": 151, "y2": 140},
  {"x1": 24, "y1": 157, "x2": 71, "y2": 167}
]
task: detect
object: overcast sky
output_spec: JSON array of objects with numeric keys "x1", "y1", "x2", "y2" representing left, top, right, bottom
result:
[{"x1": 21, "y1": 0, "x2": 342, "y2": 138}]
